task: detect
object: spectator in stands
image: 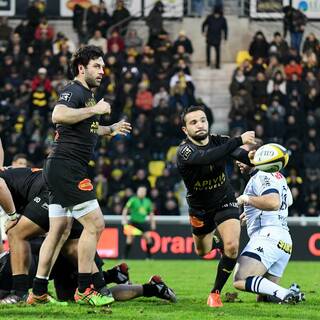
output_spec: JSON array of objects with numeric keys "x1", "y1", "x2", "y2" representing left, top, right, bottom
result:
[
  {"x1": 268, "y1": 32, "x2": 289, "y2": 63},
  {"x1": 229, "y1": 68, "x2": 252, "y2": 97},
  {"x1": 97, "y1": 2, "x2": 112, "y2": 36},
  {"x1": 302, "y1": 32, "x2": 319, "y2": 55},
  {"x1": 125, "y1": 29, "x2": 143, "y2": 55},
  {"x1": 284, "y1": 57, "x2": 302, "y2": 80},
  {"x1": 35, "y1": 17, "x2": 54, "y2": 41},
  {"x1": 283, "y1": 6, "x2": 307, "y2": 53},
  {"x1": 202, "y1": 6, "x2": 227, "y2": 69},
  {"x1": 107, "y1": 30, "x2": 125, "y2": 52},
  {"x1": 252, "y1": 72, "x2": 268, "y2": 106},
  {"x1": 27, "y1": 0, "x2": 44, "y2": 31},
  {"x1": 146, "y1": 1, "x2": 165, "y2": 43},
  {"x1": 111, "y1": 0, "x2": 131, "y2": 36},
  {"x1": 249, "y1": 31, "x2": 269, "y2": 61},
  {"x1": 173, "y1": 30, "x2": 194, "y2": 56},
  {"x1": 160, "y1": 191, "x2": 180, "y2": 215},
  {"x1": 267, "y1": 70, "x2": 286, "y2": 95},
  {"x1": 87, "y1": 5, "x2": 100, "y2": 38},
  {"x1": 88, "y1": 30, "x2": 107, "y2": 54},
  {"x1": 72, "y1": 4, "x2": 85, "y2": 43},
  {"x1": 286, "y1": 168, "x2": 304, "y2": 216}
]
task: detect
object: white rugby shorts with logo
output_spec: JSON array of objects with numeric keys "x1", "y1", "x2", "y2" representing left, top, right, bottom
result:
[{"x1": 241, "y1": 226, "x2": 292, "y2": 277}]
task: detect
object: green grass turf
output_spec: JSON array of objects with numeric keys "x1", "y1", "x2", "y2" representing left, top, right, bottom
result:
[{"x1": 0, "y1": 260, "x2": 319, "y2": 320}]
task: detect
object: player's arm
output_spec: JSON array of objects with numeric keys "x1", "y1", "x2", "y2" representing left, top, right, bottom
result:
[
  {"x1": 0, "y1": 178, "x2": 17, "y2": 219},
  {"x1": 237, "y1": 192, "x2": 280, "y2": 211},
  {"x1": 179, "y1": 131, "x2": 255, "y2": 165},
  {"x1": 52, "y1": 99, "x2": 111, "y2": 125},
  {"x1": 0, "y1": 137, "x2": 4, "y2": 167},
  {"x1": 230, "y1": 147, "x2": 253, "y2": 166},
  {"x1": 149, "y1": 206, "x2": 156, "y2": 230},
  {"x1": 97, "y1": 120, "x2": 132, "y2": 136},
  {"x1": 122, "y1": 205, "x2": 130, "y2": 225}
]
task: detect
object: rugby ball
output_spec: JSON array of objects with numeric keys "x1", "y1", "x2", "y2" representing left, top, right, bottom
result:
[{"x1": 252, "y1": 143, "x2": 289, "y2": 173}]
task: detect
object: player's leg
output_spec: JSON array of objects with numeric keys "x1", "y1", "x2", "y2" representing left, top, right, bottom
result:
[
  {"x1": 143, "y1": 231, "x2": 152, "y2": 259},
  {"x1": 28, "y1": 204, "x2": 73, "y2": 305},
  {"x1": 3, "y1": 216, "x2": 45, "y2": 302},
  {"x1": 124, "y1": 234, "x2": 134, "y2": 258},
  {"x1": 74, "y1": 201, "x2": 114, "y2": 306},
  {"x1": 110, "y1": 276, "x2": 176, "y2": 303}
]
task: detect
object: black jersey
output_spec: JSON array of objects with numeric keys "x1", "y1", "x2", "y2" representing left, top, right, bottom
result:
[
  {"x1": 0, "y1": 167, "x2": 44, "y2": 213},
  {"x1": 49, "y1": 80, "x2": 100, "y2": 166},
  {"x1": 177, "y1": 135, "x2": 250, "y2": 210}
]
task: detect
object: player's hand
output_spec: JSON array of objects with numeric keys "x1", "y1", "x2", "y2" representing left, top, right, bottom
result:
[
  {"x1": 248, "y1": 150, "x2": 256, "y2": 162},
  {"x1": 240, "y1": 131, "x2": 256, "y2": 145},
  {"x1": 237, "y1": 194, "x2": 249, "y2": 206},
  {"x1": 93, "y1": 99, "x2": 111, "y2": 115},
  {"x1": 5, "y1": 216, "x2": 20, "y2": 234},
  {"x1": 239, "y1": 212, "x2": 247, "y2": 226},
  {"x1": 110, "y1": 120, "x2": 132, "y2": 136}
]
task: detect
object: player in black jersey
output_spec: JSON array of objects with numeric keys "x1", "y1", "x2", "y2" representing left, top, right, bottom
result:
[
  {"x1": 0, "y1": 168, "x2": 176, "y2": 305},
  {"x1": 28, "y1": 45, "x2": 131, "y2": 307},
  {"x1": 177, "y1": 106, "x2": 256, "y2": 307}
]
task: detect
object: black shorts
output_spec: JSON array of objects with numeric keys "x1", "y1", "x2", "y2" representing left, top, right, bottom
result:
[
  {"x1": 189, "y1": 203, "x2": 239, "y2": 236},
  {"x1": 129, "y1": 221, "x2": 150, "y2": 233},
  {"x1": 23, "y1": 191, "x2": 83, "y2": 239},
  {"x1": 43, "y1": 158, "x2": 96, "y2": 208}
]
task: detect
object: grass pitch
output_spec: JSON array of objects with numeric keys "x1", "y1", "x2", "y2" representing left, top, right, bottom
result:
[{"x1": 0, "y1": 260, "x2": 318, "y2": 320}]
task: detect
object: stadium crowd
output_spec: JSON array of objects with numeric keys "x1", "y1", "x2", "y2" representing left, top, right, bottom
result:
[
  {"x1": 0, "y1": 1, "x2": 215, "y2": 217},
  {"x1": 228, "y1": 29, "x2": 320, "y2": 217}
]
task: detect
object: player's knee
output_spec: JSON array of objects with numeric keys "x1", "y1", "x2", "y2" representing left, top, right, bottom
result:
[
  {"x1": 194, "y1": 247, "x2": 210, "y2": 257},
  {"x1": 223, "y1": 240, "x2": 239, "y2": 258}
]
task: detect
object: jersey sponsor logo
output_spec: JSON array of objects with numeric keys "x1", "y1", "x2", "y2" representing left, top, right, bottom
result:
[
  {"x1": 274, "y1": 172, "x2": 283, "y2": 179},
  {"x1": 85, "y1": 98, "x2": 97, "y2": 108},
  {"x1": 41, "y1": 202, "x2": 49, "y2": 210},
  {"x1": 277, "y1": 240, "x2": 292, "y2": 254},
  {"x1": 33, "y1": 197, "x2": 41, "y2": 203},
  {"x1": 78, "y1": 178, "x2": 93, "y2": 191},
  {"x1": 180, "y1": 145, "x2": 193, "y2": 160},
  {"x1": 193, "y1": 173, "x2": 226, "y2": 191},
  {"x1": 221, "y1": 202, "x2": 238, "y2": 209},
  {"x1": 59, "y1": 92, "x2": 72, "y2": 102},
  {"x1": 189, "y1": 215, "x2": 204, "y2": 228}
]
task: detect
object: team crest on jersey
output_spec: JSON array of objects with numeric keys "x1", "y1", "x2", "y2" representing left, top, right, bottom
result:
[
  {"x1": 59, "y1": 92, "x2": 72, "y2": 102},
  {"x1": 180, "y1": 145, "x2": 193, "y2": 160}
]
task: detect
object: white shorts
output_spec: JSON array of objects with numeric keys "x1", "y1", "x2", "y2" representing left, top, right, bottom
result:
[
  {"x1": 49, "y1": 199, "x2": 99, "y2": 220},
  {"x1": 241, "y1": 226, "x2": 292, "y2": 277}
]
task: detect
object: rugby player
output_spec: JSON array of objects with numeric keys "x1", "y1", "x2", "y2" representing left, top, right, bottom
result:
[
  {"x1": 176, "y1": 105, "x2": 256, "y2": 307},
  {"x1": 234, "y1": 144, "x2": 304, "y2": 303},
  {"x1": 28, "y1": 45, "x2": 131, "y2": 306}
]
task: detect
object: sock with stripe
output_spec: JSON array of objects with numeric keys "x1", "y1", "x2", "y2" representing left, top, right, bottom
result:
[{"x1": 245, "y1": 276, "x2": 290, "y2": 300}]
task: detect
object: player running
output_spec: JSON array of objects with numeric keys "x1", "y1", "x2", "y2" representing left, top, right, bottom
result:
[
  {"x1": 176, "y1": 105, "x2": 256, "y2": 307},
  {"x1": 234, "y1": 144, "x2": 305, "y2": 304}
]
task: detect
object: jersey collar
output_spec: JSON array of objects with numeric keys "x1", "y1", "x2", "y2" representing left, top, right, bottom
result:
[{"x1": 249, "y1": 169, "x2": 259, "y2": 177}]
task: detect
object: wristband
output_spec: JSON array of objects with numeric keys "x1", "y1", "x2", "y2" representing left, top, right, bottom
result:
[{"x1": 7, "y1": 211, "x2": 18, "y2": 221}]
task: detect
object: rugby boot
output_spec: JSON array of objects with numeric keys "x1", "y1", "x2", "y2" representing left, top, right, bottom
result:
[
  {"x1": 207, "y1": 290, "x2": 223, "y2": 307},
  {"x1": 149, "y1": 275, "x2": 177, "y2": 303},
  {"x1": 74, "y1": 286, "x2": 114, "y2": 306},
  {"x1": 27, "y1": 292, "x2": 68, "y2": 305}
]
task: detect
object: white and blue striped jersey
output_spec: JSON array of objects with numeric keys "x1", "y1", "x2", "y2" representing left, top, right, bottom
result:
[{"x1": 243, "y1": 170, "x2": 293, "y2": 238}]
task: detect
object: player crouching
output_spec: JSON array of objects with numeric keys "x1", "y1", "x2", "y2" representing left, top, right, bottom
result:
[{"x1": 233, "y1": 144, "x2": 305, "y2": 304}]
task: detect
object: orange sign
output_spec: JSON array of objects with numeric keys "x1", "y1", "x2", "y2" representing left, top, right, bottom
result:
[{"x1": 97, "y1": 228, "x2": 119, "y2": 258}]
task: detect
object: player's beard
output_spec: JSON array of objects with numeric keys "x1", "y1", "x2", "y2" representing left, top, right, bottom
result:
[
  {"x1": 191, "y1": 131, "x2": 208, "y2": 141},
  {"x1": 85, "y1": 74, "x2": 101, "y2": 89}
]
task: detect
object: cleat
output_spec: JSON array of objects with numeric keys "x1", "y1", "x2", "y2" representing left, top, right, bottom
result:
[
  {"x1": 0, "y1": 291, "x2": 27, "y2": 304},
  {"x1": 27, "y1": 292, "x2": 68, "y2": 305},
  {"x1": 74, "y1": 287, "x2": 114, "y2": 306},
  {"x1": 149, "y1": 275, "x2": 177, "y2": 303},
  {"x1": 207, "y1": 290, "x2": 223, "y2": 307},
  {"x1": 113, "y1": 263, "x2": 130, "y2": 284},
  {"x1": 98, "y1": 286, "x2": 114, "y2": 298},
  {"x1": 283, "y1": 290, "x2": 305, "y2": 304}
]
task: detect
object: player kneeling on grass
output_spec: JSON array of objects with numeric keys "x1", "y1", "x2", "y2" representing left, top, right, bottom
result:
[
  {"x1": 0, "y1": 238, "x2": 177, "y2": 304},
  {"x1": 233, "y1": 144, "x2": 304, "y2": 304}
]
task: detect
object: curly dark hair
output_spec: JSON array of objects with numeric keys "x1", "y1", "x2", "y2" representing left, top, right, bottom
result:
[{"x1": 70, "y1": 45, "x2": 104, "y2": 76}]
